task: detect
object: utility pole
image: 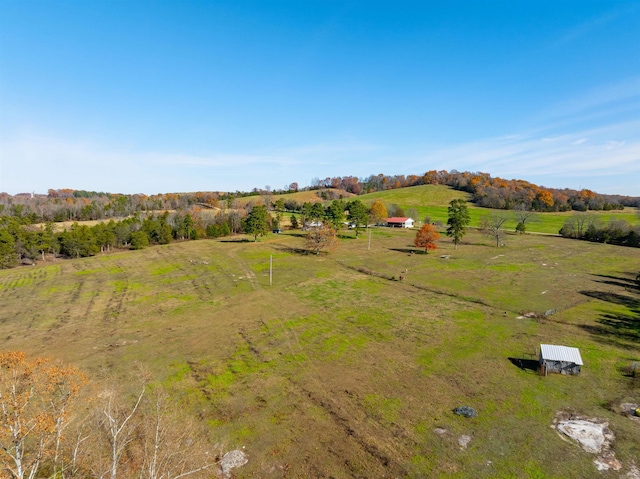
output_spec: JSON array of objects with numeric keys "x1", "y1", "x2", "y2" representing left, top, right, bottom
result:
[{"x1": 368, "y1": 227, "x2": 372, "y2": 250}]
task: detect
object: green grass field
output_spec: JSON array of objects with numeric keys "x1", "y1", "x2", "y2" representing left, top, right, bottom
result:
[
  {"x1": 359, "y1": 184, "x2": 640, "y2": 234},
  {"x1": 234, "y1": 188, "x2": 355, "y2": 207},
  {"x1": 1, "y1": 228, "x2": 639, "y2": 478}
]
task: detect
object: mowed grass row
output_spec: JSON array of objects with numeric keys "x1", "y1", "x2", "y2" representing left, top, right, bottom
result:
[{"x1": 0, "y1": 229, "x2": 638, "y2": 478}]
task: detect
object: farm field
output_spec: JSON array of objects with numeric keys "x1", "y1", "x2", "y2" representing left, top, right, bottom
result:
[
  {"x1": 33, "y1": 185, "x2": 638, "y2": 238},
  {"x1": 233, "y1": 188, "x2": 355, "y2": 207},
  {"x1": 1, "y1": 228, "x2": 639, "y2": 478},
  {"x1": 359, "y1": 185, "x2": 640, "y2": 234}
]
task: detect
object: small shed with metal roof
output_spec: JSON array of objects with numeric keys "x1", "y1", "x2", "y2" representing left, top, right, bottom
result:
[{"x1": 539, "y1": 344, "x2": 583, "y2": 375}]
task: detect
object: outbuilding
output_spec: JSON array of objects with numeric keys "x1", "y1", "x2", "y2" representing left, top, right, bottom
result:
[
  {"x1": 539, "y1": 344, "x2": 583, "y2": 375},
  {"x1": 302, "y1": 221, "x2": 323, "y2": 231},
  {"x1": 386, "y1": 217, "x2": 415, "y2": 228}
]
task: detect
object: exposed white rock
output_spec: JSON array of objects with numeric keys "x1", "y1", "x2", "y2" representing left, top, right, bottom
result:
[
  {"x1": 594, "y1": 452, "x2": 622, "y2": 471},
  {"x1": 220, "y1": 450, "x2": 248, "y2": 479},
  {"x1": 458, "y1": 435, "x2": 472, "y2": 450},
  {"x1": 555, "y1": 419, "x2": 611, "y2": 453},
  {"x1": 553, "y1": 412, "x2": 626, "y2": 475}
]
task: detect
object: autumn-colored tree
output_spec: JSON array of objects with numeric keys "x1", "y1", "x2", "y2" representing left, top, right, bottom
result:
[
  {"x1": 578, "y1": 189, "x2": 595, "y2": 201},
  {"x1": 534, "y1": 189, "x2": 554, "y2": 211},
  {"x1": 414, "y1": 224, "x2": 440, "y2": 253},
  {"x1": 0, "y1": 351, "x2": 87, "y2": 479},
  {"x1": 304, "y1": 224, "x2": 338, "y2": 255},
  {"x1": 369, "y1": 200, "x2": 388, "y2": 225}
]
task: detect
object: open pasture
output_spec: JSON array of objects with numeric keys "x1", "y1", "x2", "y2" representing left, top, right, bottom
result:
[
  {"x1": 234, "y1": 188, "x2": 355, "y2": 207},
  {"x1": 360, "y1": 184, "x2": 640, "y2": 234},
  {"x1": 0, "y1": 228, "x2": 638, "y2": 478}
]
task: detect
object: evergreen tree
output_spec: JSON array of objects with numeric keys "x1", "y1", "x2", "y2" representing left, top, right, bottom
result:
[
  {"x1": 243, "y1": 205, "x2": 269, "y2": 241},
  {"x1": 130, "y1": 231, "x2": 150, "y2": 250},
  {"x1": 325, "y1": 200, "x2": 345, "y2": 229},
  {"x1": 446, "y1": 199, "x2": 470, "y2": 249},
  {"x1": 0, "y1": 228, "x2": 16, "y2": 268},
  {"x1": 347, "y1": 200, "x2": 368, "y2": 238}
]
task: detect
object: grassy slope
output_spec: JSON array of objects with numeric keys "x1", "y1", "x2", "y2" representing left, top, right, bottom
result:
[
  {"x1": 1, "y1": 229, "x2": 639, "y2": 478},
  {"x1": 38, "y1": 185, "x2": 637, "y2": 236},
  {"x1": 233, "y1": 188, "x2": 355, "y2": 207},
  {"x1": 359, "y1": 184, "x2": 640, "y2": 234}
]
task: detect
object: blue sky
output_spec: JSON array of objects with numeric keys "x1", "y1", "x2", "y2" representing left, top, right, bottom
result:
[{"x1": 1, "y1": 1, "x2": 639, "y2": 196}]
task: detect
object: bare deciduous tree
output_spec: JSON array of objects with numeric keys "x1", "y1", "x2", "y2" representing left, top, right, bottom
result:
[
  {"x1": 89, "y1": 382, "x2": 219, "y2": 479},
  {"x1": 480, "y1": 212, "x2": 510, "y2": 247},
  {"x1": 93, "y1": 386, "x2": 146, "y2": 479},
  {"x1": 513, "y1": 204, "x2": 537, "y2": 233},
  {"x1": 138, "y1": 391, "x2": 218, "y2": 479}
]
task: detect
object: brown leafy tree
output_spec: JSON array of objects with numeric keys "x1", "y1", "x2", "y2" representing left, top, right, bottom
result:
[
  {"x1": 414, "y1": 224, "x2": 440, "y2": 253},
  {"x1": 304, "y1": 224, "x2": 338, "y2": 255},
  {"x1": 0, "y1": 351, "x2": 87, "y2": 479},
  {"x1": 1, "y1": 354, "x2": 220, "y2": 479}
]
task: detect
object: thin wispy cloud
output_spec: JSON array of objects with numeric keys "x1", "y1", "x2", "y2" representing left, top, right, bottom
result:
[
  {"x1": 552, "y1": 3, "x2": 638, "y2": 46},
  {"x1": 409, "y1": 119, "x2": 640, "y2": 194},
  {"x1": 546, "y1": 77, "x2": 640, "y2": 120}
]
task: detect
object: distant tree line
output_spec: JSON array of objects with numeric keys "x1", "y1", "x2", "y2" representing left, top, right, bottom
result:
[
  {"x1": 0, "y1": 209, "x2": 249, "y2": 268},
  {"x1": 3, "y1": 170, "x2": 636, "y2": 227},
  {"x1": 0, "y1": 196, "x2": 406, "y2": 268},
  {"x1": 559, "y1": 214, "x2": 640, "y2": 247},
  {"x1": 317, "y1": 170, "x2": 636, "y2": 211},
  {"x1": 0, "y1": 190, "x2": 222, "y2": 224}
]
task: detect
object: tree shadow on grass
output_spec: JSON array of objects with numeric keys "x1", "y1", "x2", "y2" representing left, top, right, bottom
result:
[
  {"x1": 577, "y1": 277, "x2": 640, "y2": 350},
  {"x1": 389, "y1": 247, "x2": 422, "y2": 255},
  {"x1": 219, "y1": 238, "x2": 251, "y2": 243},
  {"x1": 579, "y1": 290, "x2": 639, "y2": 311},
  {"x1": 593, "y1": 273, "x2": 640, "y2": 292},
  {"x1": 271, "y1": 244, "x2": 316, "y2": 256},
  {"x1": 578, "y1": 312, "x2": 640, "y2": 342}
]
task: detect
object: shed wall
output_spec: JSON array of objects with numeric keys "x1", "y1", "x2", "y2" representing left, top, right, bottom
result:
[{"x1": 542, "y1": 359, "x2": 581, "y2": 375}]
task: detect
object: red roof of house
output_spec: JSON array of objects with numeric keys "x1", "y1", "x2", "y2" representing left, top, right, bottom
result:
[{"x1": 386, "y1": 217, "x2": 412, "y2": 222}]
